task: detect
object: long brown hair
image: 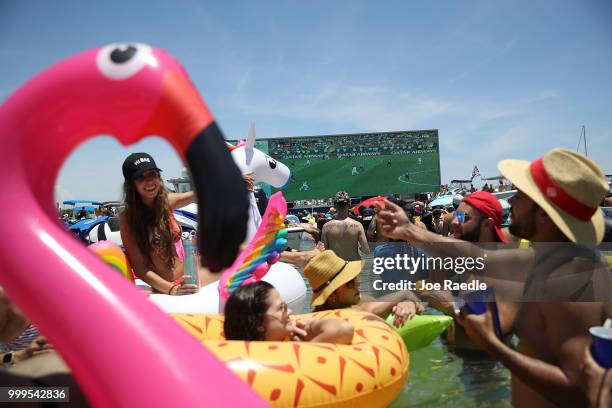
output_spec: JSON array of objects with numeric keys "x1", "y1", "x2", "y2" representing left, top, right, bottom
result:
[{"x1": 122, "y1": 178, "x2": 177, "y2": 271}]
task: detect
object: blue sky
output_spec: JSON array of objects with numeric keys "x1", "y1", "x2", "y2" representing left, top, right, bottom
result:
[{"x1": 2, "y1": 1, "x2": 611, "y2": 202}]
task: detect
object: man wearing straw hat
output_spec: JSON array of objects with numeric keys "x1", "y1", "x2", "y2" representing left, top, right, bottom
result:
[
  {"x1": 375, "y1": 148, "x2": 611, "y2": 407},
  {"x1": 304, "y1": 250, "x2": 424, "y2": 327}
]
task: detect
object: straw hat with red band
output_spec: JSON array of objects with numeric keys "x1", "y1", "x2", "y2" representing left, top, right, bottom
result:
[
  {"x1": 462, "y1": 191, "x2": 507, "y2": 243},
  {"x1": 304, "y1": 250, "x2": 362, "y2": 307},
  {"x1": 498, "y1": 148, "x2": 608, "y2": 245}
]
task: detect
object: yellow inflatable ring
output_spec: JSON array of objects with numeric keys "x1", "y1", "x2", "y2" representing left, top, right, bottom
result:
[{"x1": 174, "y1": 309, "x2": 409, "y2": 407}]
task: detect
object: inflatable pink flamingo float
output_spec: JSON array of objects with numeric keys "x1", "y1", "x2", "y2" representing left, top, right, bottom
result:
[{"x1": 0, "y1": 43, "x2": 267, "y2": 407}]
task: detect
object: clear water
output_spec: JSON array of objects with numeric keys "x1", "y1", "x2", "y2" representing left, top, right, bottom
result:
[
  {"x1": 288, "y1": 233, "x2": 511, "y2": 407},
  {"x1": 391, "y1": 339, "x2": 511, "y2": 407}
]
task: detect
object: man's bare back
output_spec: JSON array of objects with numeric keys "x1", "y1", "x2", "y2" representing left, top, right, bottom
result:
[{"x1": 321, "y1": 218, "x2": 369, "y2": 261}]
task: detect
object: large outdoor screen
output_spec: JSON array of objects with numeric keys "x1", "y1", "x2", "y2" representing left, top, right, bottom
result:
[{"x1": 230, "y1": 129, "x2": 440, "y2": 201}]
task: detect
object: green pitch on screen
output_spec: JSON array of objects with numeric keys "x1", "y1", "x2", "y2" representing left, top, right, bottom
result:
[{"x1": 230, "y1": 130, "x2": 441, "y2": 201}]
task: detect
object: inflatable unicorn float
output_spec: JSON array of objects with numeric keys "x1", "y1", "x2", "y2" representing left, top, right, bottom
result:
[
  {"x1": 229, "y1": 123, "x2": 290, "y2": 241},
  {"x1": 173, "y1": 122, "x2": 291, "y2": 242}
]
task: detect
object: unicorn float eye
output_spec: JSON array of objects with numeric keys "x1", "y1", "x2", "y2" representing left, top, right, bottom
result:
[
  {"x1": 96, "y1": 43, "x2": 156, "y2": 80},
  {"x1": 266, "y1": 157, "x2": 277, "y2": 169}
]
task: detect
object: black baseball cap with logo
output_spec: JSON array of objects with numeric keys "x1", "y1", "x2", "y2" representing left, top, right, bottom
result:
[{"x1": 122, "y1": 152, "x2": 162, "y2": 181}]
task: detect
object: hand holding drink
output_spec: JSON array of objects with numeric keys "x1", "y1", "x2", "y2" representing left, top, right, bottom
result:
[
  {"x1": 181, "y1": 233, "x2": 200, "y2": 291},
  {"x1": 590, "y1": 319, "x2": 612, "y2": 368}
]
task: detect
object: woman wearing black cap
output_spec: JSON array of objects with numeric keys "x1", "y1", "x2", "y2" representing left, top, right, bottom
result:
[
  {"x1": 119, "y1": 152, "x2": 200, "y2": 296},
  {"x1": 119, "y1": 152, "x2": 255, "y2": 295}
]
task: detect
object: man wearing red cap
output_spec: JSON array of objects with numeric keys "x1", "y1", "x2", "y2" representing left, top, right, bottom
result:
[
  {"x1": 375, "y1": 148, "x2": 611, "y2": 407},
  {"x1": 454, "y1": 192, "x2": 507, "y2": 243},
  {"x1": 426, "y1": 192, "x2": 512, "y2": 344}
]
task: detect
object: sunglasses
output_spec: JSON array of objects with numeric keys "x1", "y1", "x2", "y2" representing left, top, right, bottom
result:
[
  {"x1": 452, "y1": 211, "x2": 464, "y2": 223},
  {"x1": 453, "y1": 211, "x2": 479, "y2": 223}
]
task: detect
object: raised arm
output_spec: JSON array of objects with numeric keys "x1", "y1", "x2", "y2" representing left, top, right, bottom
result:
[
  {"x1": 167, "y1": 191, "x2": 195, "y2": 210},
  {"x1": 376, "y1": 200, "x2": 478, "y2": 253},
  {"x1": 166, "y1": 170, "x2": 251, "y2": 210},
  {"x1": 374, "y1": 200, "x2": 532, "y2": 289}
]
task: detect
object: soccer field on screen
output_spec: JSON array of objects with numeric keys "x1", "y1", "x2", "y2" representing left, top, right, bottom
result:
[
  {"x1": 230, "y1": 129, "x2": 441, "y2": 201},
  {"x1": 282, "y1": 152, "x2": 440, "y2": 200}
]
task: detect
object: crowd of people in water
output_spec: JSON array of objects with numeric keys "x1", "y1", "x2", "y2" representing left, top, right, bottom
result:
[{"x1": 1, "y1": 147, "x2": 611, "y2": 407}]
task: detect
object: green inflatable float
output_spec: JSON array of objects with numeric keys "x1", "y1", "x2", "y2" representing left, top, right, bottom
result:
[{"x1": 386, "y1": 314, "x2": 453, "y2": 351}]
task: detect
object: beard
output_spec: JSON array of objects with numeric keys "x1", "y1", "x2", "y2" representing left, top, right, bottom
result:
[
  {"x1": 321, "y1": 294, "x2": 359, "y2": 311},
  {"x1": 509, "y1": 206, "x2": 537, "y2": 239},
  {"x1": 456, "y1": 219, "x2": 483, "y2": 243},
  {"x1": 340, "y1": 293, "x2": 360, "y2": 308}
]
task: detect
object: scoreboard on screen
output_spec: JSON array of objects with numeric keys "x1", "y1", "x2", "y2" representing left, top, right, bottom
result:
[{"x1": 229, "y1": 129, "x2": 441, "y2": 201}]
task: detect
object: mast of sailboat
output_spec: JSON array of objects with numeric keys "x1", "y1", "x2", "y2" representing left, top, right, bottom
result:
[{"x1": 576, "y1": 125, "x2": 588, "y2": 157}]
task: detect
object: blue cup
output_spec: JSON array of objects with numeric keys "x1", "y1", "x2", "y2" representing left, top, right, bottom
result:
[
  {"x1": 461, "y1": 287, "x2": 502, "y2": 339},
  {"x1": 462, "y1": 287, "x2": 495, "y2": 315},
  {"x1": 590, "y1": 326, "x2": 612, "y2": 368}
]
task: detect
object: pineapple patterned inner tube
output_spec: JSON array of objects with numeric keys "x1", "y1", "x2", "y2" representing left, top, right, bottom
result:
[{"x1": 174, "y1": 309, "x2": 409, "y2": 407}]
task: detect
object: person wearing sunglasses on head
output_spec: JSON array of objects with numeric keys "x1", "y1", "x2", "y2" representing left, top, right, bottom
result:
[{"x1": 223, "y1": 281, "x2": 354, "y2": 344}]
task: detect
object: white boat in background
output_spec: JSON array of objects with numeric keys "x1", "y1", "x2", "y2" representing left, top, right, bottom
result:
[
  {"x1": 173, "y1": 203, "x2": 198, "y2": 231},
  {"x1": 493, "y1": 190, "x2": 516, "y2": 200},
  {"x1": 428, "y1": 172, "x2": 516, "y2": 209}
]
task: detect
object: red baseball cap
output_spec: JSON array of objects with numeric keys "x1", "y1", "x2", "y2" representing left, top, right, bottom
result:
[{"x1": 462, "y1": 192, "x2": 507, "y2": 243}]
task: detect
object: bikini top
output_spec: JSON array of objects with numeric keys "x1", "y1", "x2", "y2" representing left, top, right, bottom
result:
[
  {"x1": 150, "y1": 212, "x2": 182, "y2": 248},
  {"x1": 169, "y1": 212, "x2": 181, "y2": 243}
]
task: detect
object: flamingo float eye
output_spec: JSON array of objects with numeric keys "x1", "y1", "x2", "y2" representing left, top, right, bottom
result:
[
  {"x1": 96, "y1": 43, "x2": 155, "y2": 80},
  {"x1": 266, "y1": 157, "x2": 277, "y2": 169}
]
